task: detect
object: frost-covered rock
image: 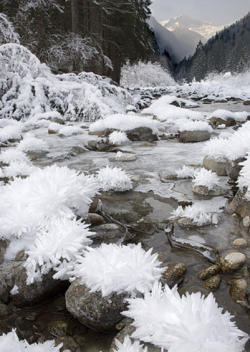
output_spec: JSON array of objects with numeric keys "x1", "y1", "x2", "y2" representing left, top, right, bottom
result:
[
  {"x1": 202, "y1": 156, "x2": 227, "y2": 176},
  {"x1": 66, "y1": 243, "x2": 164, "y2": 331},
  {"x1": 123, "y1": 282, "x2": 249, "y2": 352},
  {"x1": 96, "y1": 166, "x2": 133, "y2": 192},
  {"x1": 109, "y1": 131, "x2": 129, "y2": 145},
  {"x1": 191, "y1": 168, "x2": 226, "y2": 196},
  {"x1": 170, "y1": 204, "x2": 219, "y2": 227},
  {"x1": 0, "y1": 329, "x2": 63, "y2": 352}
]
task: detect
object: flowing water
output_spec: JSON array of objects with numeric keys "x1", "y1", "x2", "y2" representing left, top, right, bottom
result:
[{"x1": 1, "y1": 98, "x2": 250, "y2": 351}]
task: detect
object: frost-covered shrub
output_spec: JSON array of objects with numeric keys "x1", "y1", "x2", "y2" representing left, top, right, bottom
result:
[
  {"x1": 0, "y1": 164, "x2": 99, "y2": 240},
  {"x1": 123, "y1": 282, "x2": 249, "y2": 352},
  {"x1": 17, "y1": 133, "x2": 49, "y2": 153},
  {"x1": 96, "y1": 166, "x2": 133, "y2": 192},
  {"x1": 178, "y1": 120, "x2": 213, "y2": 132},
  {"x1": 24, "y1": 217, "x2": 93, "y2": 284},
  {"x1": 170, "y1": 204, "x2": 218, "y2": 226},
  {"x1": 0, "y1": 329, "x2": 63, "y2": 352},
  {"x1": 175, "y1": 165, "x2": 197, "y2": 179},
  {"x1": 0, "y1": 44, "x2": 132, "y2": 121},
  {"x1": 193, "y1": 168, "x2": 220, "y2": 190},
  {"x1": 109, "y1": 131, "x2": 129, "y2": 145},
  {"x1": 0, "y1": 14, "x2": 20, "y2": 45},
  {"x1": 114, "y1": 336, "x2": 148, "y2": 352},
  {"x1": 121, "y1": 61, "x2": 175, "y2": 88},
  {"x1": 89, "y1": 114, "x2": 159, "y2": 134},
  {"x1": 72, "y1": 243, "x2": 164, "y2": 297}
]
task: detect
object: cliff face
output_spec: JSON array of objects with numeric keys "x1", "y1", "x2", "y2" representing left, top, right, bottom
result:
[{"x1": 0, "y1": 0, "x2": 153, "y2": 83}]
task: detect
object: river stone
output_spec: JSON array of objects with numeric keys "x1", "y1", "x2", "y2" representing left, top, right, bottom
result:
[
  {"x1": 233, "y1": 238, "x2": 248, "y2": 249},
  {"x1": 0, "y1": 276, "x2": 9, "y2": 304},
  {"x1": 230, "y1": 189, "x2": 250, "y2": 218},
  {"x1": 48, "y1": 320, "x2": 73, "y2": 337},
  {"x1": 90, "y1": 223, "x2": 126, "y2": 244},
  {"x1": 226, "y1": 157, "x2": 245, "y2": 181},
  {"x1": 209, "y1": 116, "x2": 236, "y2": 127},
  {"x1": 202, "y1": 156, "x2": 227, "y2": 176},
  {"x1": 86, "y1": 213, "x2": 105, "y2": 226},
  {"x1": 204, "y1": 275, "x2": 221, "y2": 291},
  {"x1": 55, "y1": 336, "x2": 81, "y2": 352},
  {"x1": 243, "y1": 100, "x2": 250, "y2": 105},
  {"x1": 192, "y1": 184, "x2": 226, "y2": 196},
  {"x1": 12, "y1": 264, "x2": 69, "y2": 308},
  {"x1": 162, "y1": 263, "x2": 187, "y2": 280},
  {"x1": 229, "y1": 279, "x2": 248, "y2": 301},
  {"x1": 219, "y1": 251, "x2": 246, "y2": 273},
  {"x1": 65, "y1": 278, "x2": 127, "y2": 331},
  {"x1": 115, "y1": 154, "x2": 136, "y2": 162},
  {"x1": 243, "y1": 216, "x2": 250, "y2": 227},
  {"x1": 179, "y1": 130, "x2": 211, "y2": 143},
  {"x1": 198, "y1": 265, "x2": 221, "y2": 280},
  {"x1": 126, "y1": 127, "x2": 158, "y2": 142}
]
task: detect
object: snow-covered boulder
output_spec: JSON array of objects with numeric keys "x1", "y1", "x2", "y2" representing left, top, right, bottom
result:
[
  {"x1": 65, "y1": 243, "x2": 164, "y2": 331},
  {"x1": 178, "y1": 120, "x2": 212, "y2": 143}
]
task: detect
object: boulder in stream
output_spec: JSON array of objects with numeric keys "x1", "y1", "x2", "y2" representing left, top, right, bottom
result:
[
  {"x1": 202, "y1": 156, "x2": 227, "y2": 176},
  {"x1": 179, "y1": 130, "x2": 211, "y2": 143}
]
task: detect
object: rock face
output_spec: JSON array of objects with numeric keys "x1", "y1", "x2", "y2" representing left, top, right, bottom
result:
[
  {"x1": 65, "y1": 278, "x2": 127, "y2": 331},
  {"x1": 203, "y1": 156, "x2": 227, "y2": 176},
  {"x1": 192, "y1": 184, "x2": 226, "y2": 196},
  {"x1": 179, "y1": 130, "x2": 211, "y2": 143},
  {"x1": 230, "y1": 189, "x2": 250, "y2": 218},
  {"x1": 12, "y1": 264, "x2": 69, "y2": 308},
  {"x1": 126, "y1": 127, "x2": 158, "y2": 142},
  {"x1": 219, "y1": 251, "x2": 246, "y2": 273}
]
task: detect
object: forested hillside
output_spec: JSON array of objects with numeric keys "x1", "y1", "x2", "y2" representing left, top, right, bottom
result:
[
  {"x1": 175, "y1": 12, "x2": 250, "y2": 81},
  {"x1": 0, "y1": 0, "x2": 153, "y2": 83}
]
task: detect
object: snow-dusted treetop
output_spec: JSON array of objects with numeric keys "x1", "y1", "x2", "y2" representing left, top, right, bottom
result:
[
  {"x1": 0, "y1": 13, "x2": 20, "y2": 45},
  {"x1": 123, "y1": 282, "x2": 249, "y2": 352}
]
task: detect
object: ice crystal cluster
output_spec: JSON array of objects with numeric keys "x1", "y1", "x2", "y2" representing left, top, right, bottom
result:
[
  {"x1": 73, "y1": 243, "x2": 164, "y2": 297},
  {"x1": 109, "y1": 131, "x2": 129, "y2": 145},
  {"x1": 170, "y1": 204, "x2": 218, "y2": 226},
  {"x1": 175, "y1": 165, "x2": 197, "y2": 179},
  {"x1": 113, "y1": 336, "x2": 148, "y2": 352},
  {"x1": 0, "y1": 164, "x2": 99, "y2": 283},
  {"x1": 123, "y1": 282, "x2": 249, "y2": 352},
  {"x1": 96, "y1": 166, "x2": 133, "y2": 192},
  {"x1": 193, "y1": 168, "x2": 220, "y2": 190},
  {"x1": 0, "y1": 330, "x2": 65, "y2": 352},
  {"x1": 238, "y1": 153, "x2": 250, "y2": 200}
]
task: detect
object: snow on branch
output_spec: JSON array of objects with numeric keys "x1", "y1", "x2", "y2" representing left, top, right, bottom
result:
[{"x1": 0, "y1": 13, "x2": 20, "y2": 45}]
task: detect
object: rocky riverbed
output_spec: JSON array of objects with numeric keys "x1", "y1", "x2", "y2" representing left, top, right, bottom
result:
[{"x1": 0, "y1": 88, "x2": 250, "y2": 352}]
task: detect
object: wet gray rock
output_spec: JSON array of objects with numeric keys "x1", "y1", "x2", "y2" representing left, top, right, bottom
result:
[
  {"x1": 0, "y1": 260, "x2": 21, "y2": 288},
  {"x1": 48, "y1": 320, "x2": 73, "y2": 337},
  {"x1": 0, "y1": 240, "x2": 8, "y2": 264},
  {"x1": 203, "y1": 156, "x2": 227, "y2": 176},
  {"x1": 179, "y1": 130, "x2": 211, "y2": 143},
  {"x1": 209, "y1": 116, "x2": 236, "y2": 127},
  {"x1": 230, "y1": 189, "x2": 250, "y2": 218},
  {"x1": 162, "y1": 263, "x2": 187, "y2": 280},
  {"x1": 192, "y1": 184, "x2": 227, "y2": 196},
  {"x1": 12, "y1": 264, "x2": 69, "y2": 308},
  {"x1": 226, "y1": 157, "x2": 245, "y2": 181},
  {"x1": 90, "y1": 223, "x2": 127, "y2": 244},
  {"x1": 243, "y1": 100, "x2": 250, "y2": 106},
  {"x1": 198, "y1": 265, "x2": 221, "y2": 280},
  {"x1": 65, "y1": 278, "x2": 127, "y2": 331},
  {"x1": 219, "y1": 251, "x2": 246, "y2": 273},
  {"x1": 0, "y1": 276, "x2": 9, "y2": 304},
  {"x1": 126, "y1": 127, "x2": 158, "y2": 142},
  {"x1": 204, "y1": 275, "x2": 221, "y2": 291},
  {"x1": 229, "y1": 279, "x2": 248, "y2": 301}
]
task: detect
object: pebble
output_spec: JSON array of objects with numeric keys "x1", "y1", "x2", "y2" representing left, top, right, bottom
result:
[
  {"x1": 162, "y1": 263, "x2": 187, "y2": 280},
  {"x1": 198, "y1": 265, "x2": 221, "y2": 280},
  {"x1": 219, "y1": 251, "x2": 246, "y2": 272},
  {"x1": 229, "y1": 279, "x2": 248, "y2": 301},
  {"x1": 204, "y1": 275, "x2": 221, "y2": 291},
  {"x1": 233, "y1": 238, "x2": 248, "y2": 249}
]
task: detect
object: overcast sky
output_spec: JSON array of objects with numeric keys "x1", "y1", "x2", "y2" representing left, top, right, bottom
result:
[{"x1": 150, "y1": 0, "x2": 250, "y2": 26}]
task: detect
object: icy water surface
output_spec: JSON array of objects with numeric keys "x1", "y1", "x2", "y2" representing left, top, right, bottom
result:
[{"x1": 2, "y1": 99, "x2": 250, "y2": 351}]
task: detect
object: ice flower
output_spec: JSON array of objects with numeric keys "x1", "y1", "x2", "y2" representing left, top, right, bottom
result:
[
  {"x1": 17, "y1": 133, "x2": 49, "y2": 153},
  {"x1": 113, "y1": 336, "x2": 148, "y2": 352},
  {"x1": 96, "y1": 165, "x2": 133, "y2": 191},
  {"x1": 123, "y1": 282, "x2": 249, "y2": 352},
  {"x1": 72, "y1": 243, "x2": 164, "y2": 297},
  {"x1": 0, "y1": 329, "x2": 63, "y2": 352},
  {"x1": 175, "y1": 165, "x2": 197, "y2": 179},
  {"x1": 109, "y1": 131, "x2": 129, "y2": 145},
  {"x1": 193, "y1": 168, "x2": 220, "y2": 190},
  {"x1": 170, "y1": 204, "x2": 218, "y2": 226}
]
